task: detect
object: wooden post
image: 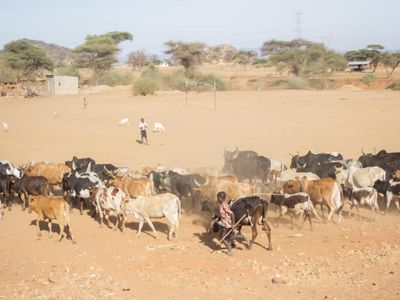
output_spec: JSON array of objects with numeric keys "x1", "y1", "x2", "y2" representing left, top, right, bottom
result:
[
  {"x1": 213, "y1": 81, "x2": 217, "y2": 111},
  {"x1": 185, "y1": 79, "x2": 188, "y2": 106}
]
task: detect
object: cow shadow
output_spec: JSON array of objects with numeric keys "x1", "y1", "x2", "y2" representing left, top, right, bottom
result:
[
  {"x1": 29, "y1": 219, "x2": 62, "y2": 235},
  {"x1": 124, "y1": 220, "x2": 170, "y2": 238}
]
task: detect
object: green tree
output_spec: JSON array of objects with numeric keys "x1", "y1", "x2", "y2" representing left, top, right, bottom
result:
[
  {"x1": 344, "y1": 44, "x2": 384, "y2": 72},
  {"x1": 0, "y1": 56, "x2": 18, "y2": 83},
  {"x1": 381, "y1": 52, "x2": 400, "y2": 78},
  {"x1": 206, "y1": 44, "x2": 238, "y2": 64},
  {"x1": 73, "y1": 31, "x2": 133, "y2": 82},
  {"x1": 2, "y1": 40, "x2": 54, "y2": 79},
  {"x1": 164, "y1": 41, "x2": 206, "y2": 77},
  {"x1": 261, "y1": 39, "x2": 345, "y2": 76},
  {"x1": 234, "y1": 50, "x2": 257, "y2": 70}
]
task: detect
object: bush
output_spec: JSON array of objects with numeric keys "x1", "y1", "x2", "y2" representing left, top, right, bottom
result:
[
  {"x1": 103, "y1": 70, "x2": 133, "y2": 86},
  {"x1": 308, "y1": 78, "x2": 341, "y2": 90},
  {"x1": 387, "y1": 80, "x2": 400, "y2": 90},
  {"x1": 284, "y1": 77, "x2": 310, "y2": 89},
  {"x1": 132, "y1": 77, "x2": 159, "y2": 96},
  {"x1": 360, "y1": 73, "x2": 376, "y2": 86},
  {"x1": 55, "y1": 65, "x2": 79, "y2": 77}
]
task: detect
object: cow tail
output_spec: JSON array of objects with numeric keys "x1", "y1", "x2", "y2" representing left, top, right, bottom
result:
[
  {"x1": 261, "y1": 199, "x2": 269, "y2": 224},
  {"x1": 63, "y1": 201, "x2": 72, "y2": 236},
  {"x1": 45, "y1": 182, "x2": 51, "y2": 196},
  {"x1": 336, "y1": 182, "x2": 345, "y2": 214},
  {"x1": 177, "y1": 197, "x2": 182, "y2": 221}
]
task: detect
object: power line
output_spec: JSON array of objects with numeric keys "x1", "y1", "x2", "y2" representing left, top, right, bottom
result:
[{"x1": 294, "y1": 11, "x2": 303, "y2": 39}]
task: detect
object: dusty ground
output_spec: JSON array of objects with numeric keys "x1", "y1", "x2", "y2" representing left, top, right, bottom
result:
[{"x1": 0, "y1": 87, "x2": 400, "y2": 299}]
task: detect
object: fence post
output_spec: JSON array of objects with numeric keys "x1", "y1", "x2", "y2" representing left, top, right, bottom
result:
[{"x1": 213, "y1": 81, "x2": 216, "y2": 111}]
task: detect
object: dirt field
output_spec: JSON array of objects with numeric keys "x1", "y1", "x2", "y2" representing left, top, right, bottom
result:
[{"x1": 1, "y1": 87, "x2": 400, "y2": 299}]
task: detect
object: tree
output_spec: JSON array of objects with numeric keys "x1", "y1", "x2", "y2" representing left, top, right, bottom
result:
[
  {"x1": 0, "y1": 56, "x2": 18, "y2": 83},
  {"x1": 164, "y1": 41, "x2": 206, "y2": 77},
  {"x1": 381, "y1": 52, "x2": 400, "y2": 78},
  {"x1": 206, "y1": 44, "x2": 237, "y2": 64},
  {"x1": 2, "y1": 40, "x2": 54, "y2": 79},
  {"x1": 73, "y1": 31, "x2": 133, "y2": 82},
  {"x1": 234, "y1": 50, "x2": 257, "y2": 70},
  {"x1": 344, "y1": 44, "x2": 384, "y2": 72},
  {"x1": 261, "y1": 39, "x2": 346, "y2": 76},
  {"x1": 127, "y1": 50, "x2": 149, "y2": 70}
]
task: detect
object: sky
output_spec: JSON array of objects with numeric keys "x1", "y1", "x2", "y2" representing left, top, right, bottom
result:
[{"x1": 0, "y1": 0, "x2": 399, "y2": 61}]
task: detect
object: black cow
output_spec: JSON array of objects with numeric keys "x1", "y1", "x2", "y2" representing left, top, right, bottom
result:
[
  {"x1": 373, "y1": 180, "x2": 400, "y2": 212},
  {"x1": 147, "y1": 171, "x2": 164, "y2": 193},
  {"x1": 223, "y1": 154, "x2": 271, "y2": 183},
  {"x1": 91, "y1": 164, "x2": 117, "y2": 181},
  {"x1": 10, "y1": 175, "x2": 50, "y2": 210},
  {"x1": 223, "y1": 147, "x2": 258, "y2": 162},
  {"x1": 229, "y1": 196, "x2": 272, "y2": 250},
  {"x1": 0, "y1": 174, "x2": 16, "y2": 209},
  {"x1": 359, "y1": 150, "x2": 400, "y2": 178},
  {"x1": 65, "y1": 156, "x2": 96, "y2": 173},
  {"x1": 290, "y1": 151, "x2": 343, "y2": 178},
  {"x1": 160, "y1": 172, "x2": 207, "y2": 210}
]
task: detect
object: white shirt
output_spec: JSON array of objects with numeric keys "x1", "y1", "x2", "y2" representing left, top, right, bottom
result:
[{"x1": 139, "y1": 121, "x2": 147, "y2": 131}]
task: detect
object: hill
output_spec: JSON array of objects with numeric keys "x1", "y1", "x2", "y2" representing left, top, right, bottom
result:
[{"x1": 23, "y1": 39, "x2": 72, "y2": 65}]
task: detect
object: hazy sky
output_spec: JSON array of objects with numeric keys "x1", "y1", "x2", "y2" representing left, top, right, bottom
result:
[{"x1": 1, "y1": 0, "x2": 399, "y2": 61}]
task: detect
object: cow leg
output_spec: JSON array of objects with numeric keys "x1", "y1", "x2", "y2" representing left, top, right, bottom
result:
[
  {"x1": 22, "y1": 189, "x2": 29, "y2": 210},
  {"x1": 36, "y1": 213, "x2": 43, "y2": 237},
  {"x1": 326, "y1": 205, "x2": 335, "y2": 223},
  {"x1": 144, "y1": 216, "x2": 158, "y2": 239},
  {"x1": 262, "y1": 220, "x2": 273, "y2": 250},
  {"x1": 56, "y1": 217, "x2": 65, "y2": 242},
  {"x1": 136, "y1": 218, "x2": 145, "y2": 237},
  {"x1": 248, "y1": 222, "x2": 258, "y2": 250},
  {"x1": 79, "y1": 198, "x2": 84, "y2": 215},
  {"x1": 320, "y1": 203, "x2": 325, "y2": 219},
  {"x1": 385, "y1": 191, "x2": 392, "y2": 214},
  {"x1": 48, "y1": 219, "x2": 53, "y2": 238}
]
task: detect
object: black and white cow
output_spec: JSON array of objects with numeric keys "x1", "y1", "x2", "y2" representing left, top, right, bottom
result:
[
  {"x1": 270, "y1": 192, "x2": 321, "y2": 230},
  {"x1": 373, "y1": 180, "x2": 400, "y2": 212},
  {"x1": 349, "y1": 187, "x2": 379, "y2": 221},
  {"x1": 0, "y1": 160, "x2": 22, "y2": 178}
]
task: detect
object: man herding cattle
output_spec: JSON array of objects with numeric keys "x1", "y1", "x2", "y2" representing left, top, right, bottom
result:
[{"x1": 215, "y1": 191, "x2": 236, "y2": 256}]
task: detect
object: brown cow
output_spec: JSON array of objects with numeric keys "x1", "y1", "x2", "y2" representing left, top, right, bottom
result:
[
  {"x1": 28, "y1": 195, "x2": 75, "y2": 242},
  {"x1": 284, "y1": 177, "x2": 344, "y2": 223},
  {"x1": 110, "y1": 177, "x2": 153, "y2": 198},
  {"x1": 27, "y1": 162, "x2": 71, "y2": 186}
]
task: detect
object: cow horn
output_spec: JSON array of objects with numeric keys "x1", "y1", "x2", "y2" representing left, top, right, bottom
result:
[
  {"x1": 373, "y1": 146, "x2": 377, "y2": 154},
  {"x1": 289, "y1": 152, "x2": 294, "y2": 157},
  {"x1": 361, "y1": 148, "x2": 366, "y2": 155}
]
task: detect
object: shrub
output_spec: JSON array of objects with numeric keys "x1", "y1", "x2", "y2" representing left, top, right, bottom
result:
[
  {"x1": 55, "y1": 64, "x2": 79, "y2": 77},
  {"x1": 387, "y1": 80, "x2": 400, "y2": 90},
  {"x1": 360, "y1": 73, "x2": 376, "y2": 86},
  {"x1": 103, "y1": 70, "x2": 133, "y2": 86},
  {"x1": 132, "y1": 77, "x2": 159, "y2": 96},
  {"x1": 284, "y1": 77, "x2": 310, "y2": 89},
  {"x1": 308, "y1": 78, "x2": 341, "y2": 90}
]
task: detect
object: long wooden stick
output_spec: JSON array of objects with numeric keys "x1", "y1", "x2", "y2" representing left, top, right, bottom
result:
[{"x1": 217, "y1": 214, "x2": 247, "y2": 244}]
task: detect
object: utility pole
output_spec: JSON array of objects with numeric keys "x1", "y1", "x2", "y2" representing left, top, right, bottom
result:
[
  {"x1": 294, "y1": 11, "x2": 303, "y2": 39},
  {"x1": 213, "y1": 81, "x2": 217, "y2": 111}
]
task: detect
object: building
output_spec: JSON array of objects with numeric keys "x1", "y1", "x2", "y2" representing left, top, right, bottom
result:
[
  {"x1": 347, "y1": 61, "x2": 371, "y2": 72},
  {"x1": 45, "y1": 75, "x2": 78, "y2": 95}
]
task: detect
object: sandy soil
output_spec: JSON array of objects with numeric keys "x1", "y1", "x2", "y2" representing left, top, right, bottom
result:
[{"x1": 0, "y1": 87, "x2": 400, "y2": 299}]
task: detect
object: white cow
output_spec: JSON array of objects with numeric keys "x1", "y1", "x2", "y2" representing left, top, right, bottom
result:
[
  {"x1": 153, "y1": 122, "x2": 165, "y2": 133},
  {"x1": 268, "y1": 158, "x2": 286, "y2": 182},
  {"x1": 122, "y1": 193, "x2": 180, "y2": 240},
  {"x1": 280, "y1": 169, "x2": 320, "y2": 181},
  {"x1": 91, "y1": 187, "x2": 127, "y2": 230},
  {"x1": 336, "y1": 166, "x2": 386, "y2": 190}
]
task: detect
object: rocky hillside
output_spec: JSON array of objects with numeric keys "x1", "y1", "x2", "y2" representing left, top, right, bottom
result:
[{"x1": 23, "y1": 39, "x2": 72, "y2": 65}]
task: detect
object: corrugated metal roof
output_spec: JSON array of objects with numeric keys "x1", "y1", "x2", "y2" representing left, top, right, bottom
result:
[{"x1": 348, "y1": 61, "x2": 371, "y2": 65}]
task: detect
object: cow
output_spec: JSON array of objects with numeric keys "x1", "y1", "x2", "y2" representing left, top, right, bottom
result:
[
  {"x1": 122, "y1": 193, "x2": 181, "y2": 240},
  {"x1": 195, "y1": 175, "x2": 255, "y2": 211},
  {"x1": 11, "y1": 175, "x2": 51, "y2": 210},
  {"x1": 373, "y1": 180, "x2": 400, "y2": 212},
  {"x1": 65, "y1": 156, "x2": 96, "y2": 173},
  {"x1": 270, "y1": 193, "x2": 321, "y2": 230},
  {"x1": 222, "y1": 149, "x2": 271, "y2": 183},
  {"x1": 90, "y1": 187, "x2": 128, "y2": 230},
  {"x1": 63, "y1": 171, "x2": 105, "y2": 214},
  {"x1": 228, "y1": 196, "x2": 272, "y2": 250},
  {"x1": 28, "y1": 195, "x2": 75, "y2": 242},
  {"x1": 393, "y1": 170, "x2": 400, "y2": 181},
  {"x1": 26, "y1": 162, "x2": 70, "y2": 186},
  {"x1": 0, "y1": 174, "x2": 15, "y2": 209},
  {"x1": 160, "y1": 171, "x2": 208, "y2": 210},
  {"x1": 335, "y1": 166, "x2": 386, "y2": 190},
  {"x1": 349, "y1": 187, "x2": 379, "y2": 221},
  {"x1": 359, "y1": 150, "x2": 400, "y2": 178},
  {"x1": 91, "y1": 163, "x2": 118, "y2": 182},
  {"x1": 268, "y1": 158, "x2": 287, "y2": 182},
  {"x1": 284, "y1": 177, "x2": 344, "y2": 223},
  {"x1": 0, "y1": 160, "x2": 22, "y2": 178},
  {"x1": 110, "y1": 177, "x2": 153, "y2": 199},
  {"x1": 290, "y1": 150, "x2": 343, "y2": 172},
  {"x1": 147, "y1": 171, "x2": 164, "y2": 193},
  {"x1": 153, "y1": 122, "x2": 165, "y2": 133}
]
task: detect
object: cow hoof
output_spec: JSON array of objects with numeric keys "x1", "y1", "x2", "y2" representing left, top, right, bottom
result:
[
  {"x1": 113, "y1": 227, "x2": 117, "y2": 232},
  {"x1": 72, "y1": 240, "x2": 77, "y2": 244},
  {"x1": 267, "y1": 246, "x2": 273, "y2": 251},
  {"x1": 37, "y1": 232, "x2": 42, "y2": 237},
  {"x1": 80, "y1": 211, "x2": 83, "y2": 215},
  {"x1": 48, "y1": 235, "x2": 53, "y2": 239}
]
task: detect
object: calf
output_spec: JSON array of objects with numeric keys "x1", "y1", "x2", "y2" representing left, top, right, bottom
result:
[
  {"x1": 153, "y1": 122, "x2": 165, "y2": 132},
  {"x1": 11, "y1": 176, "x2": 50, "y2": 210},
  {"x1": 28, "y1": 195, "x2": 74, "y2": 242},
  {"x1": 373, "y1": 180, "x2": 400, "y2": 212},
  {"x1": 349, "y1": 187, "x2": 379, "y2": 221},
  {"x1": 90, "y1": 187, "x2": 127, "y2": 231},
  {"x1": 270, "y1": 193, "x2": 321, "y2": 230},
  {"x1": 122, "y1": 193, "x2": 181, "y2": 240}
]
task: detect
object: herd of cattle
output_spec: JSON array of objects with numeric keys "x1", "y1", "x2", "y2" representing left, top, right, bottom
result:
[{"x1": 0, "y1": 148, "x2": 400, "y2": 251}]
